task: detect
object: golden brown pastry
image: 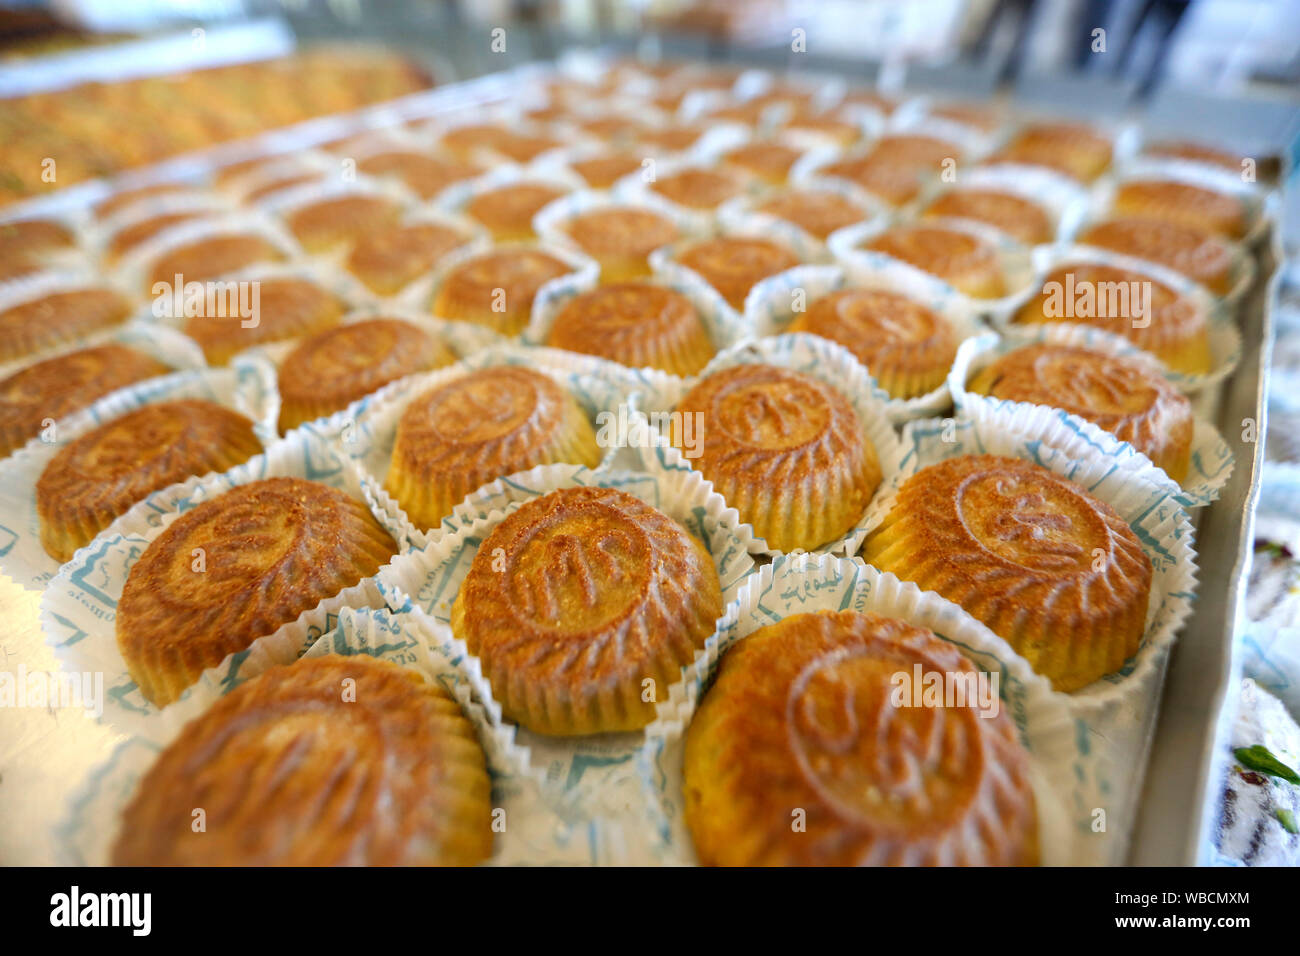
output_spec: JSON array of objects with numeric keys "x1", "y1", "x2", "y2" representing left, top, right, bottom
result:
[
  {"x1": 683, "y1": 610, "x2": 1040, "y2": 866},
  {"x1": 0, "y1": 218, "x2": 75, "y2": 279},
  {"x1": 923, "y1": 189, "x2": 1053, "y2": 245},
  {"x1": 784, "y1": 114, "x2": 862, "y2": 146},
  {"x1": 1015, "y1": 262, "x2": 1211, "y2": 375},
  {"x1": 0, "y1": 287, "x2": 133, "y2": 364},
  {"x1": 432, "y1": 249, "x2": 573, "y2": 335},
  {"x1": 637, "y1": 124, "x2": 710, "y2": 153},
  {"x1": 721, "y1": 141, "x2": 804, "y2": 185},
  {"x1": 491, "y1": 132, "x2": 565, "y2": 164},
  {"x1": 111, "y1": 654, "x2": 493, "y2": 866},
  {"x1": 183, "y1": 277, "x2": 345, "y2": 366},
  {"x1": 675, "y1": 236, "x2": 801, "y2": 310},
  {"x1": 385, "y1": 366, "x2": 601, "y2": 531},
  {"x1": 243, "y1": 173, "x2": 324, "y2": 203},
  {"x1": 790, "y1": 288, "x2": 958, "y2": 398},
  {"x1": 450, "y1": 486, "x2": 722, "y2": 735},
  {"x1": 561, "y1": 207, "x2": 681, "y2": 282},
  {"x1": 821, "y1": 135, "x2": 959, "y2": 207},
  {"x1": 345, "y1": 222, "x2": 468, "y2": 295},
  {"x1": 0, "y1": 345, "x2": 171, "y2": 457},
  {"x1": 862, "y1": 224, "x2": 1006, "y2": 299},
  {"x1": 37, "y1": 399, "x2": 262, "y2": 561},
  {"x1": 358, "y1": 150, "x2": 482, "y2": 199},
  {"x1": 463, "y1": 183, "x2": 568, "y2": 241},
  {"x1": 146, "y1": 234, "x2": 285, "y2": 292},
  {"x1": 106, "y1": 211, "x2": 208, "y2": 260},
  {"x1": 1077, "y1": 217, "x2": 1234, "y2": 296},
  {"x1": 1110, "y1": 179, "x2": 1248, "y2": 240},
  {"x1": 569, "y1": 152, "x2": 645, "y2": 189},
  {"x1": 754, "y1": 189, "x2": 873, "y2": 239},
  {"x1": 651, "y1": 168, "x2": 746, "y2": 210},
  {"x1": 439, "y1": 123, "x2": 514, "y2": 159},
  {"x1": 285, "y1": 194, "x2": 402, "y2": 253},
  {"x1": 860, "y1": 455, "x2": 1152, "y2": 691},
  {"x1": 95, "y1": 183, "x2": 195, "y2": 219},
  {"x1": 968, "y1": 343, "x2": 1194, "y2": 481},
  {"x1": 673, "y1": 363, "x2": 881, "y2": 550},
  {"x1": 116, "y1": 477, "x2": 397, "y2": 707},
  {"x1": 278, "y1": 318, "x2": 456, "y2": 431},
  {"x1": 547, "y1": 281, "x2": 714, "y2": 375},
  {"x1": 991, "y1": 122, "x2": 1113, "y2": 182},
  {"x1": 1143, "y1": 140, "x2": 1245, "y2": 173}
]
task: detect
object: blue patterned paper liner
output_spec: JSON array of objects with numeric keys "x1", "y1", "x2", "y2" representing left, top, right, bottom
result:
[
  {"x1": 638, "y1": 554, "x2": 1116, "y2": 865},
  {"x1": 0, "y1": 355, "x2": 278, "y2": 591},
  {"x1": 631, "y1": 332, "x2": 909, "y2": 558},
  {"x1": 949, "y1": 328, "x2": 1236, "y2": 508},
  {"x1": 38, "y1": 428, "x2": 413, "y2": 739},
  {"x1": 373, "y1": 464, "x2": 758, "y2": 817},
  {"x1": 744, "y1": 263, "x2": 985, "y2": 424}
]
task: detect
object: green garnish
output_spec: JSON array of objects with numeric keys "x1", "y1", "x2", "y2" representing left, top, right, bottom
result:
[
  {"x1": 1276, "y1": 809, "x2": 1299, "y2": 834},
  {"x1": 1235, "y1": 745, "x2": 1300, "y2": 784}
]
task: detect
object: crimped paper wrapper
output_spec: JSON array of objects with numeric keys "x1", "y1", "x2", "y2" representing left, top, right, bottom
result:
[
  {"x1": 1022, "y1": 243, "x2": 1243, "y2": 411},
  {"x1": 374, "y1": 464, "x2": 758, "y2": 818},
  {"x1": 828, "y1": 215, "x2": 1039, "y2": 324},
  {"x1": 342, "y1": 342, "x2": 637, "y2": 549},
  {"x1": 113, "y1": 210, "x2": 303, "y2": 303},
  {"x1": 532, "y1": 189, "x2": 708, "y2": 276},
  {"x1": 744, "y1": 263, "x2": 984, "y2": 423},
  {"x1": 1093, "y1": 156, "x2": 1275, "y2": 247},
  {"x1": 56, "y1": 604, "x2": 645, "y2": 866},
  {"x1": 38, "y1": 428, "x2": 415, "y2": 739},
  {"x1": 524, "y1": 253, "x2": 751, "y2": 373},
  {"x1": 611, "y1": 153, "x2": 767, "y2": 236},
  {"x1": 908, "y1": 162, "x2": 1090, "y2": 244},
  {"x1": 633, "y1": 333, "x2": 908, "y2": 557},
  {"x1": 0, "y1": 356, "x2": 279, "y2": 590},
  {"x1": 638, "y1": 553, "x2": 1111, "y2": 865},
  {"x1": 852, "y1": 410, "x2": 1198, "y2": 854},
  {"x1": 949, "y1": 328, "x2": 1235, "y2": 508},
  {"x1": 714, "y1": 176, "x2": 889, "y2": 264}
]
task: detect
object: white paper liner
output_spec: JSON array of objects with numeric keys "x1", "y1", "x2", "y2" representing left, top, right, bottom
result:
[
  {"x1": 373, "y1": 465, "x2": 758, "y2": 817},
  {"x1": 744, "y1": 263, "x2": 985, "y2": 424},
  {"x1": 341, "y1": 342, "x2": 639, "y2": 549},
  {"x1": 949, "y1": 328, "x2": 1235, "y2": 508},
  {"x1": 827, "y1": 215, "x2": 1039, "y2": 324},
  {"x1": 532, "y1": 189, "x2": 709, "y2": 277},
  {"x1": 714, "y1": 177, "x2": 890, "y2": 264},
  {"x1": 908, "y1": 162, "x2": 1091, "y2": 244},
  {"x1": 56, "y1": 603, "x2": 641, "y2": 866},
  {"x1": 632, "y1": 332, "x2": 908, "y2": 557},
  {"x1": 638, "y1": 553, "x2": 1108, "y2": 865},
  {"x1": 524, "y1": 253, "x2": 751, "y2": 372},
  {"x1": 0, "y1": 356, "x2": 279, "y2": 590},
  {"x1": 1021, "y1": 242, "x2": 1243, "y2": 402},
  {"x1": 38, "y1": 428, "x2": 414, "y2": 739},
  {"x1": 1093, "y1": 156, "x2": 1275, "y2": 247}
]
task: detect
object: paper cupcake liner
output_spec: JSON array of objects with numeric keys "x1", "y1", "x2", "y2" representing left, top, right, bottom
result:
[
  {"x1": 949, "y1": 328, "x2": 1235, "y2": 507},
  {"x1": 714, "y1": 176, "x2": 890, "y2": 264},
  {"x1": 374, "y1": 464, "x2": 758, "y2": 816},
  {"x1": 524, "y1": 253, "x2": 751, "y2": 375},
  {"x1": 532, "y1": 189, "x2": 709, "y2": 278},
  {"x1": 54, "y1": 603, "x2": 627, "y2": 866},
  {"x1": 38, "y1": 428, "x2": 416, "y2": 739},
  {"x1": 1093, "y1": 156, "x2": 1275, "y2": 247},
  {"x1": 1022, "y1": 243, "x2": 1243, "y2": 403},
  {"x1": 852, "y1": 411, "x2": 1197, "y2": 724},
  {"x1": 0, "y1": 355, "x2": 279, "y2": 590},
  {"x1": 744, "y1": 263, "x2": 985, "y2": 423},
  {"x1": 827, "y1": 215, "x2": 1039, "y2": 324},
  {"x1": 341, "y1": 342, "x2": 637, "y2": 550},
  {"x1": 632, "y1": 332, "x2": 908, "y2": 557},
  {"x1": 113, "y1": 210, "x2": 303, "y2": 305},
  {"x1": 907, "y1": 162, "x2": 1091, "y2": 244},
  {"x1": 638, "y1": 553, "x2": 1115, "y2": 865}
]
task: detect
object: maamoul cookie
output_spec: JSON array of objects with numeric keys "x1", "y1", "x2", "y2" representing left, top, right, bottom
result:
[
  {"x1": 754, "y1": 189, "x2": 872, "y2": 239},
  {"x1": 675, "y1": 236, "x2": 801, "y2": 310},
  {"x1": 922, "y1": 189, "x2": 1053, "y2": 246},
  {"x1": 651, "y1": 167, "x2": 746, "y2": 210},
  {"x1": 146, "y1": 234, "x2": 285, "y2": 293},
  {"x1": 285, "y1": 194, "x2": 402, "y2": 253},
  {"x1": 0, "y1": 287, "x2": 133, "y2": 364},
  {"x1": 432, "y1": 248, "x2": 573, "y2": 335},
  {"x1": 183, "y1": 277, "x2": 345, "y2": 366},
  {"x1": 464, "y1": 182, "x2": 568, "y2": 241},
  {"x1": 991, "y1": 122, "x2": 1113, "y2": 182},
  {"x1": 860, "y1": 454, "x2": 1152, "y2": 691},
  {"x1": 450, "y1": 486, "x2": 723, "y2": 735},
  {"x1": 683, "y1": 610, "x2": 1040, "y2": 866},
  {"x1": 1077, "y1": 217, "x2": 1234, "y2": 296},
  {"x1": 36, "y1": 399, "x2": 262, "y2": 561},
  {"x1": 116, "y1": 477, "x2": 397, "y2": 706},
  {"x1": 345, "y1": 221, "x2": 467, "y2": 295},
  {"x1": 862, "y1": 224, "x2": 1006, "y2": 299},
  {"x1": 561, "y1": 207, "x2": 680, "y2": 281},
  {"x1": 111, "y1": 654, "x2": 493, "y2": 866},
  {"x1": 1110, "y1": 179, "x2": 1248, "y2": 239}
]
